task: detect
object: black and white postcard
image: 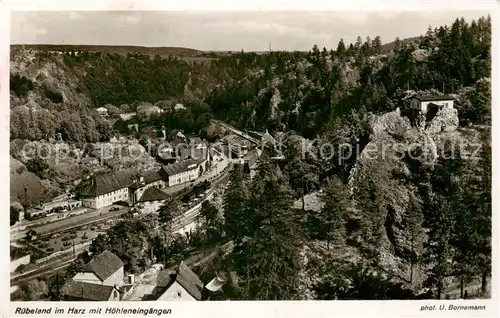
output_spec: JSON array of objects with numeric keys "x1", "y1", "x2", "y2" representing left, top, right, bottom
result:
[{"x1": 2, "y1": 1, "x2": 498, "y2": 317}]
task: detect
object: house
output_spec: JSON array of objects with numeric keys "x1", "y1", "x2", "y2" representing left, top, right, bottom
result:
[
  {"x1": 156, "y1": 262, "x2": 204, "y2": 301},
  {"x1": 61, "y1": 280, "x2": 121, "y2": 301},
  {"x1": 78, "y1": 169, "x2": 142, "y2": 209},
  {"x1": 161, "y1": 159, "x2": 200, "y2": 187},
  {"x1": 96, "y1": 107, "x2": 108, "y2": 116},
  {"x1": 128, "y1": 170, "x2": 167, "y2": 206},
  {"x1": 77, "y1": 166, "x2": 170, "y2": 209},
  {"x1": 24, "y1": 208, "x2": 46, "y2": 220},
  {"x1": 180, "y1": 148, "x2": 209, "y2": 174},
  {"x1": 72, "y1": 250, "x2": 125, "y2": 287},
  {"x1": 157, "y1": 146, "x2": 176, "y2": 164},
  {"x1": 410, "y1": 95, "x2": 454, "y2": 113},
  {"x1": 135, "y1": 186, "x2": 170, "y2": 214}
]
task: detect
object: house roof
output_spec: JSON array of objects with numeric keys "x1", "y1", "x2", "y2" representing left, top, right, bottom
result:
[
  {"x1": 79, "y1": 168, "x2": 142, "y2": 197},
  {"x1": 156, "y1": 269, "x2": 175, "y2": 288},
  {"x1": 62, "y1": 280, "x2": 118, "y2": 301},
  {"x1": 180, "y1": 148, "x2": 208, "y2": 164},
  {"x1": 175, "y1": 261, "x2": 204, "y2": 300},
  {"x1": 138, "y1": 187, "x2": 169, "y2": 202},
  {"x1": 143, "y1": 169, "x2": 165, "y2": 184},
  {"x1": 81, "y1": 250, "x2": 124, "y2": 281},
  {"x1": 161, "y1": 159, "x2": 199, "y2": 176},
  {"x1": 413, "y1": 95, "x2": 454, "y2": 102}
]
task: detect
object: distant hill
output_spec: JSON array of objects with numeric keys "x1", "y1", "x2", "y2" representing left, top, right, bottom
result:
[
  {"x1": 10, "y1": 44, "x2": 207, "y2": 58},
  {"x1": 380, "y1": 36, "x2": 420, "y2": 53}
]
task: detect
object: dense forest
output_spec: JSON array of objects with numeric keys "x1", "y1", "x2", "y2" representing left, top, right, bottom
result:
[{"x1": 10, "y1": 15, "x2": 491, "y2": 301}]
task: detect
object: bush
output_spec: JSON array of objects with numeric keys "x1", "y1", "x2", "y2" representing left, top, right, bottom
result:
[
  {"x1": 45, "y1": 248, "x2": 54, "y2": 252},
  {"x1": 10, "y1": 74, "x2": 35, "y2": 97}
]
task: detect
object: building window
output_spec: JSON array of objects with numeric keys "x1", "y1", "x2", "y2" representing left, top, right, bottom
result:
[{"x1": 177, "y1": 291, "x2": 182, "y2": 297}]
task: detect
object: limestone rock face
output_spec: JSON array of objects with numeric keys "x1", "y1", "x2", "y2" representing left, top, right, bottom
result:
[
  {"x1": 425, "y1": 107, "x2": 459, "y2": 134},
  {"x1": 411, "y1": 49, "x2": 430, "y2": 62}
]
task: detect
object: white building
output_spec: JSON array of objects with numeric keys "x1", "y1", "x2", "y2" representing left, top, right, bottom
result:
[
  {"x1": 161, "y1": 159, "x2": 200, "y2": 187},
  {"x1": 135, "y1": 186, "x2": 170, "y2": 214},
  {"x1": 410, "y1": 95, "x2": 454, "y2": 114},
  {"x1": 156, "y1": 262, "x2": 203, "y2": 301},
  {"x1": 79, "y1": 169, "x2": 149, "y2": 209},
  {"x1": 72, "y1": 250, "x2": 125, "y2": 287}
]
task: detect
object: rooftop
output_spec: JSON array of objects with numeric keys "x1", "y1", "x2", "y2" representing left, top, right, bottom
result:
[
  {"x1": 81, "y1": 250, "x2": 124, "y2": 281},
  {"x1": 156, "y1": 261, "x2": 203, "y2": 300},
  {"x1": 62, "y1": 280, "x2": 118, "y2": 301},
  {"x1": 78, "y1": 168, "x2": 142, "y2": 197},
  {"x1": 413, "y1": 95, "x2": 454, "y2": 102},
  {"x1": 175, "y1": 261, "x2": 204, "y2": 300},
  {"x1": 138, "y1": 187, "x2": 170, "y2": 202},
  {"x1": 161, "y1": 159, "x2": 199, "y2": 176}
]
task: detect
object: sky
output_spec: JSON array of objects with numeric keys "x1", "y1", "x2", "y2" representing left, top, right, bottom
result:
[{"x1": 10, "y1": 11, "x2": 490, "y2": 51}]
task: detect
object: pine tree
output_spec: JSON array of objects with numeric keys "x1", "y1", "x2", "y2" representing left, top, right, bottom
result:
[
  {"x1": 232, "y1": 156, "x2": 303, "y2": 300},
  {"x1": 355, "y1": 36, "x2": 363, "y2": 51},
  {"x1": 394, "y1": 36, "x2": 403, "y2": 52},
  {"x1": 336, "y1": 39, "x2": 346, "y2": 56},
  {"x1": 158, "y1": 196, "x2": 180, "y2": 229},
  {"x1": 223, "y1": 167, "x2": 250, "y2": 244},
  {"x1": 319, "y1": 176, "x2": 348, "y2": 249},
  {"x1": 372, "y1": 36, "x2": 382, "y2": 54}
]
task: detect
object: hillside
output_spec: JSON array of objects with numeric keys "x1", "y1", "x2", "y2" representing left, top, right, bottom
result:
[{"x1": 10, "y1": 15, "x2": 492, "y2": 301}]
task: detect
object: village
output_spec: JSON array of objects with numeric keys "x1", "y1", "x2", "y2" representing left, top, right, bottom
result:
[{"x1": 10, "y1": 115, "x2": 277, "y2": 301}]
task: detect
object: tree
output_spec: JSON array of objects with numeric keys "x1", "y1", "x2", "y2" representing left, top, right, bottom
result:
[
  {"x1": 319, "y1": 176, "x2": 348, "y2": 250},
  {"x1": 158, "y1": 196, "x2": 181, "y2": 227},
  {"x1": 198, "y1": 200, "x2": 223, "y2": 245},
  {"x1": 372, "y1": 36, "x2": 382, "y2": 54},
  {"x1": 402, "y1": 195, "x2": 425, "y2": 285},
  {"x1": 232, "y1": 156, "x2": 303, "y2": 300},
  {"x1": 89, "y1": 219, "x2": 153, "y2": 273},
  {"x1": 16, "y1": 279, "x2": 49, "y2": 301},
  {"x1": 199, "y1": 200, "x2": 219, "y2": 225},
  {"x1": 336, "y1": 39, "x2": 347, "y2": 56},
  {"x1": 223, "y1": 167, "x2": 250, "y2": 244},
  {"x1": 394, "y1": 37, "x2": 403, "y2": 52},
  {"x1": 354, "y1": 36, "x2": 363, "y2": 51},
  {"x1": 10, "y1": 206, "x2": 20, "y2": 226}
]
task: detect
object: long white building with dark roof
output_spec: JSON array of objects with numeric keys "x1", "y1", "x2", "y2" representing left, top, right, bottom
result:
[{"x1": 161, "y1": 159, "x2": 200, "y2": 187}]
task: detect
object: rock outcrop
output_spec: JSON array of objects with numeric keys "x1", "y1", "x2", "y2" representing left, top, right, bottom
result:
[{"x1": 425, "y1": 107, "x2": 459, "y2": 134}]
